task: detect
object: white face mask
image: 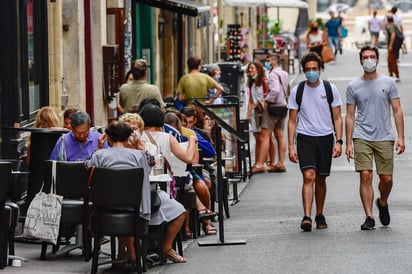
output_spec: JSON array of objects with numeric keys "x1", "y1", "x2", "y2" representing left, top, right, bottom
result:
[{"x1": 362, "y1": 58, "x2": 377, "y2": 73}]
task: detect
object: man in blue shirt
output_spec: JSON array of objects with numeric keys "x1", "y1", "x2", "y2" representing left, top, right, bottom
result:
[
  {"x1": 50, "y1": 111, "x2": 109, "y2": 161},
  {"x1": 325, "y1": 10, "x2": 342, "y2": 57}
]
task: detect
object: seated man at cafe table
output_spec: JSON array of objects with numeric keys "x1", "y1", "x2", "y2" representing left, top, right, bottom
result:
[
  {"x1": 49, "y1": 111, "x2": 110, "y2": 247},
  {"x1": 50, "y1": 111, "x2": 109, "y2": 161}
]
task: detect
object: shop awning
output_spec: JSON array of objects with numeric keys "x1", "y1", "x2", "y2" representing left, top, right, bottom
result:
[
  {"x1": 136, "y1": 0, "x2": 210, "y2": 27},
  {"x1": 223, "y1": 0, "x2": 309, "y2": 9}
]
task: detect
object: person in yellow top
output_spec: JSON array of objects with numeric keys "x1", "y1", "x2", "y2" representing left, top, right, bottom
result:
[{"x1": 176, "y1": 56, "x2": 224, "y2": 105}]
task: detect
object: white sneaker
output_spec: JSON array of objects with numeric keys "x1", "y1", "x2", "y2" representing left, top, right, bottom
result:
[{"x1": 395, "y1": 77, "x2": 401, "y2": 82}]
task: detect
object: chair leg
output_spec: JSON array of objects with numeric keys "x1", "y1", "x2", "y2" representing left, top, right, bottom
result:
[
  {"x1": 40, "y1": 242, "x2": 48, "y2": 260},
  {"x1": 141, "y1": 236, "x2": 148, "y2": 272},
  {"x1": 0, "y1": 231, "x2": 8, "y2": 269},
  {"x1": 222, "y1": 178, "x2": 230, "y2": 218},
  {"x1": 91, "y1": 226, "x2": 100, "y2": 274},
  {"x1": 175, "y1": 231, "x2": 183, "y2": 256},
  {"x1": 110, "y1": 236, "x2": 116, "y2": 261},
  {"x1": 134, "y1": 236, "x2": 142, "y2": 274},
  {"x1": 83, "y1": 224, "x2": 91, "y2": 261}
]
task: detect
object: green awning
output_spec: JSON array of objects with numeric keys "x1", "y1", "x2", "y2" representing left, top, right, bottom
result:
[{"x1": 136, "y1": 0, "x2": 210, "y2": 28}]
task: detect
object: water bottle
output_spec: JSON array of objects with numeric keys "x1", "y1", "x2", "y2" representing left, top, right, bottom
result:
[{"x1": 154, "y1": 146, "x2": 164, "y2": 175}]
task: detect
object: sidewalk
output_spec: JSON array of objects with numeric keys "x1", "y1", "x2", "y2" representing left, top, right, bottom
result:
[{"x1": 6, "y1": 48, "x2": 412, "y2": 273}]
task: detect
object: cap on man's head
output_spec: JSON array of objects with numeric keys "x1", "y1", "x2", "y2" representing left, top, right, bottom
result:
[{"x1": 207, "y1": 63, "x2": 220, "y2": 74}]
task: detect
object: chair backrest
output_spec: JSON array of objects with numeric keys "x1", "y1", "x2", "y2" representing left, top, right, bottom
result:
[
  {"x1": 0, "y1": 159, "x2": 28, "y2": 202},
  {"x1": 0, "y1": 159, "x2": 28, "y2": 173},
  {"x1": 43, "y1": 160, "x2": 89, "y2": 198},
  {"x1": 0, "y1": 162, "x2": 12, "y2": 201},
  {"x1": 89, "y1": 167, "x2": 144, "y2": 208}
]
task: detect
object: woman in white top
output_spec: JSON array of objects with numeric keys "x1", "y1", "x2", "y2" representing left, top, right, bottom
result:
[
  {"x1": 368, "y1": 11, "x2": 382, "y2": 47},
  {"x1": 245, "y1": 61, "x2": 271, "y2": 174},
  {"x1": 306, "y1": 21, "x2": 327, "y2": 70}
]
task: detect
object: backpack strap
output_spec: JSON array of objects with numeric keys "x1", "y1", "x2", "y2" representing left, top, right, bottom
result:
[
  {"x1": 323, "y1": 80, "x2": 336, "y2": 136},
  {"x1": 296, "y1": 81, "x2": 306, "y2": 112}
]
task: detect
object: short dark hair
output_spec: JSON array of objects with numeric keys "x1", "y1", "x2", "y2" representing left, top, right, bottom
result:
[
  {"x1": 187, "y1": 56, "x2": 202, "y2": 71},
  {"x1": 139, "y1": 104, "x2": 164, "y2": 128},
  {"x1": 63, "y1": 108, "x2": 78, "y2": 120},
  {"x1": 70, "y1": 111, "x2": 91, "y2": 127},
  {"x1": 125, "y1": 70, "x2": 133, "y2": 82},
  {"x1": 267, "y1": 53, "x2": 280, "y2": 63},
  {"x1": 131, "y1": 59, "x2": 148, "y2": 79},
  {"x1": 105, "y1": 121, "x2": 133, "y2": 142},
  {"x1": 181, "y1": 105, "x2": 197, "y2": 118},
  {"x1": 139, "y1": 98, "x2": 161, "y2": 112},
  {"x1": 359, "y1": 45, "x2": 379, "y2": 60},
  {"x1": 300, "y1": 52, "x2": 322, "y2": 71}
]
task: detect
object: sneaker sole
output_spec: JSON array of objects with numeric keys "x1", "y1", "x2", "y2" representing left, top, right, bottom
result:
[
  {"x1": 316, "y1": 224, "x2": 328, "y2": 229},
  {"x1": 361, "y1": 226, "x2": 376, "y2": 231}
]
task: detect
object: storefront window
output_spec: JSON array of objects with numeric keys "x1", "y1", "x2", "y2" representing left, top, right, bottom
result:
[{"x1": 27, "y1": 1, "x2": 40, "y2": 114}]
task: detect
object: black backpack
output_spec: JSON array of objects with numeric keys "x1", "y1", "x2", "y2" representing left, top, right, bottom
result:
[
  {"x1": 392, "y1": 26, "x2": 404, "y2": 52},
  {"x1": 296, "y1": 80, "x2": 335, "y2": 133}
]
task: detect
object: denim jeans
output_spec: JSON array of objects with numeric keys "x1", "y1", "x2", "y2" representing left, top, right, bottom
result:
[{"x1": 328, "y1": 36, "x2": 340, "y2": 56}]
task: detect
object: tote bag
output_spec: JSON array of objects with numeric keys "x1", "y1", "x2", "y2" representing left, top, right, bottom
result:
[
  {"x1": 322, "y1": 46, "x2": 335, "y2": 63},
  {"x1": 23, "y1": 161, "x2": 63, "y2": 245}
]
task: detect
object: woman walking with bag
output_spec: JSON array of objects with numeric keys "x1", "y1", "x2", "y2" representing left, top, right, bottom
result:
[
  {"x1": 245, "y1": 61, "x2": 270, "y2": 174},
  {"x1": 307, "y1": 21, "x2": 327, "y2": 71}
]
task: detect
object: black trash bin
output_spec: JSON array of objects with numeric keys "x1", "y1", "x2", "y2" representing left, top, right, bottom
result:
[{"x1": 218, "y1": 62, "x2": 242, "y2": 104}]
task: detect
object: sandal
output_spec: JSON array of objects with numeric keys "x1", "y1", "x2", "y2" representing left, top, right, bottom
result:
[
  {"x1": 197, "y1": 208, "x2": 216, "y2": 221},
  {"x1": 185, "y1": 230, "x2": 193, "y2": 239},
  {"x1": 163, "y1": 249, "x2": 187, "y2": 263},
  {"x1": 202, "y1": 222, "x2": 217, "y2": 235}
]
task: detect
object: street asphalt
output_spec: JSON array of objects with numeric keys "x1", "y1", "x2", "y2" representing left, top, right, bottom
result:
[{"x1": 5, "y1": 48, "x2": 412, "y2": 273}]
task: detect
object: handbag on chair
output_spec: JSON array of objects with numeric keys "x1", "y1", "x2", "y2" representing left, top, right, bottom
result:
[{"x1": 23, "y1": 161, "x2": 63, "y2": 245}]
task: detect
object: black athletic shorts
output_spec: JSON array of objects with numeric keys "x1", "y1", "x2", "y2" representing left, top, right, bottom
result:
[{"x1": 296, "y1": 133, "x2": 334, "y2": 176}]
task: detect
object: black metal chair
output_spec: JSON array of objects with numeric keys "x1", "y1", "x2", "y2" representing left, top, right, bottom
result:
[
  {"x1": 239, "y1": 119, "x2": 252, "y2": 181},
  {"x1": 174, "y1": 176, "x2": 198, "y2": 240},
  {"x1": 0, "y1": 162, "x2": 13, "y2": 269},
  {"x1": 41, "y1": 160, "x2": 91, "y2": 261},
  {"x1": 0, "y1": 159, "x2": 29, "y2": 266},
  {"x1": 89, "y1": 167, "x2": 148, "y2": 274}
]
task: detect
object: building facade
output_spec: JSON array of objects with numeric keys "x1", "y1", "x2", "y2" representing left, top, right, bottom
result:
[{"x1": 0, "y1": 0, "x2": 212, "y2": 158}]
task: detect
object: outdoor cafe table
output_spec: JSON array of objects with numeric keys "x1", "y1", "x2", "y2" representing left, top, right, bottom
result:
[{"x1": 149, "y1": 174, "x2": 172, "y2": 195}]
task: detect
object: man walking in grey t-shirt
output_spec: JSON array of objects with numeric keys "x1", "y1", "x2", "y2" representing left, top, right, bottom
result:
[{"x1": 345, "y1": 45, "x2": 405, "y2": 231}]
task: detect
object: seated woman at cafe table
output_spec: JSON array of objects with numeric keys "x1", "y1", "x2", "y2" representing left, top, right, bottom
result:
[
  {"x1": 164, "y1": 111, "x2": 218, "y2": 237},
  {"x1": 86, "y1": 121, "x2": 195, "y2": 264}
]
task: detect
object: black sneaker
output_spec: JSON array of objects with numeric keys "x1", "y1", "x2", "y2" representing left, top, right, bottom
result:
[
  {"x1": 315, "y1": 214, "x2": 328, "y2": 229},
  {"x1": 361, "y1": 216, "x2": 376, "y2": 230},
  {"x1": 300, "y1": 216, "x2": 312, "y2": 232},
  {"x1": 376, "y1": 198, "x2": 390, "y2": 226}
]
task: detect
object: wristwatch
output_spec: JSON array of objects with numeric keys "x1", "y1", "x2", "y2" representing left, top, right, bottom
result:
[{"x1": 336, "y1": 139, "x2": 343, "y2": 145}]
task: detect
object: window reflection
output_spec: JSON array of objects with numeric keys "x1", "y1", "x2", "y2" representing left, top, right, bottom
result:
[{"x1": 27, "y1": 1, "x2": 39, "y2": 113}]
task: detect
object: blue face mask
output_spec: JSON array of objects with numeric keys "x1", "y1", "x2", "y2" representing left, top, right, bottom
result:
[
  {"x1": 305, "y1": 71, "x2": 320, "y2": 83},
  {"x1": 264, "y1": 61, "x2": 272, "y2": 71}
]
